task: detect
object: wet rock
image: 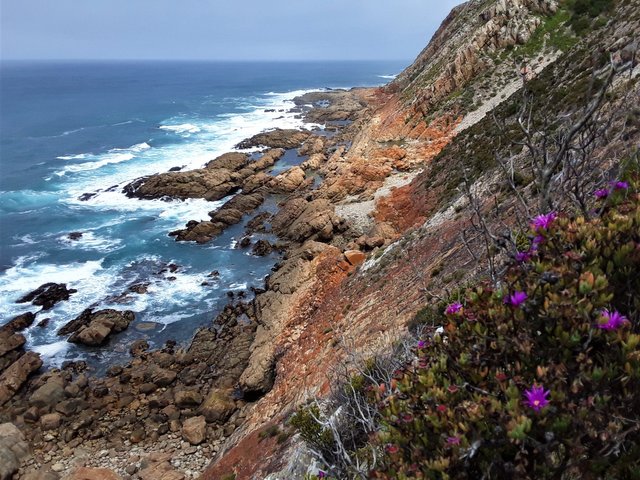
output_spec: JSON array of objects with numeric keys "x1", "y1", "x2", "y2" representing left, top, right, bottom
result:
[
  {"x1": 36, "y1": 318, "x2": 50, "y2": 328},
  {"x1": 251, "y1": 239, "x2": 274, "y2": 257},
  {"x1": 66, "y1": 310, "x2": 134, "y2": 346},
  {"x1": 16, "y1": 283, "x2": 77, "y2": 311},
  {"x1": 199, "y1": 388, "x2": 236, "y2": 423},
  {"x1": 130, "y1": 339, "x2": 149, "y2": 356},
  {"x1": 0, "y1": 423, "x2": 30, "y2": 480},
  {"x1": 1, "y1": 312, "x2": 36, "y2": 334},
  {"x1": 128, "y1": 283, "x2": 149, "y2": 294},
  {"x1": 67, "y1": 232, "x2": 83, "y2": 241},
  {"x1": 0, "y1": 352, "x2": 42, "y2": 406},
  {"x1": 181, "y1": 415, "x2": 206, "y2": 445}
]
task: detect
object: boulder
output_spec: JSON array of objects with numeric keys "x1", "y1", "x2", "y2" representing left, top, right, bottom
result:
[
  {"x1": 344, "y1": 250, "x2": 367, "y2": 266},
  {"x1": 138, "y1": 461, "x2": 185, "y2": 480},
  {"x1": 0, "y1": 333, "x2": 25, "y2": 357},
  {"x1": 1, "y1": 312, "x2": 36, "y2": 334},
  {"x1": 30, "y1": 374, "x2": 65, "y2": 408},
  {"x1": 41, "y1": 413, "x2": 62, "y2": 430},
  {"x1": 130, "y1": 339, "x2": 149, "y2": 356},
  {"x1": 251, "y1": 239, "x2": 274, "y2": 257},
  {"x1": 149, "y1": 367, "x2": 177, "y2": 387},
  {"x1": 0, "y1": 423, "x2": 30, "y2": 480},
  {"x1": 181, "y1": 416, "x2": 206, "y2": 445},
  {"x1": 0, "y1": 352, "x2": 42, "y2": 406},
  {"x1": 66, "y1": 310, "x2": 134, "y2": 346},
  {"x1": 204, "y1": 152, "x2": 249, "y2": 170},
  {"x1": 174, "y1": 389, "x2": 203, "y2": 407},
  {"x1": 199, "y1": 388, "x2": 236, "y2": 423},
  {"x1": 22, "y1": 469, "x2": 60, "y2": 480},
  {"x1": 269, "y1": 166, "x2": 307, "y2": 193},
  {"x1": 16, "y1": 283, "x2": 77, "y2": 311}
]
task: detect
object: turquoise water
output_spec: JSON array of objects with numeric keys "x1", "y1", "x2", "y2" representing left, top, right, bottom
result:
[{"x1": 0, "y1": 60, "x2": 404, "y2": 367}]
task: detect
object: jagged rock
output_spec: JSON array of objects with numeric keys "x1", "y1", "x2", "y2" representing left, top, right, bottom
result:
[
  {"x1": 199, "y1": 388, "x2": 236, "y2": 423},
  {"x1": 252, "y1": 239, "x2": 274, "y2": 257},
  {"x1": 0, "y1": 352, "x2": 42, "y2": 406},
  {"x1": 272, "y1": 198, "x2": 342, "y2": 242},
  {"x1": 130, "y1": 339, "x2": 149, "y2": 356},
  {"x1": 61, "y1": 467, "x2": 122, "y2": 480},
  {"x1": 128, "y1": 283, "x2": 149, "y2": 294},
  {"x1": 68, "y1": 232, "x2": 83, "y2": 241},
  {"x1": 30, "y1": 374, "x2": 65, "y2": 408},
  {"x1": 204, "y1": 152, "x2": 249, "y2": 170},
  {"x1": 269, "y1": 166, "x2": 307, "y2": 193},
  {"x1": 181, "y1": 415, "x2": 206, "y2": 445},
  {"x1": 149, "y1": 367, "x2": 177, "y2": 387},
  {"x1": 0, "y1": 423, "x2": 30, "y2": 480},
  {"x1": 235, "y1": 128, "x2": 311, "y2": 150},
  {"x1": 1, "y1": 312, "x2": 36, "y2": 334},
  {"x1": 345, "y1": 250, "x2": 367, "y2": 266},
  {"x1": 66, "y1": 310, "x2": 134, "y2": 346},
  {"x1": 16, "y1": 283, "x2": 77, "y2": 311},
  {"x1": 0, "y1": 333, "x2": 25, "y2": 357}
]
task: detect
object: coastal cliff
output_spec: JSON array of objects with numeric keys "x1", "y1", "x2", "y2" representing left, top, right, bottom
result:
[{"x1": 1, "y1": 0, "x2": 639, "y2": 479}]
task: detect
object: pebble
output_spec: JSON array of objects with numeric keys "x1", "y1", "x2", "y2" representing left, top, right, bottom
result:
[{"x1": 51, "y1": 463, "x2": 65, "y2": 472}]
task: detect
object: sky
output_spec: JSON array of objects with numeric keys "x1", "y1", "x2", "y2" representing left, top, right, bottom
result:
[{"x1": 1, "y1": 0, "x2": 465, "y2": 61}]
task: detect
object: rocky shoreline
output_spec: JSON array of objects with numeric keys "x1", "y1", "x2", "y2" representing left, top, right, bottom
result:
[{"x1": 0, "y1": 87, "x2": 395, "y2": 480}]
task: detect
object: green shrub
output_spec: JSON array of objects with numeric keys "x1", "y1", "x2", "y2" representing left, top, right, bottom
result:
[{"x1": 370, "y1": 182, "x2": 640, "y2": 479}]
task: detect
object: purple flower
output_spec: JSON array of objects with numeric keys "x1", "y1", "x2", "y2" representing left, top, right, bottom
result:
[
  {"x1": 417, "y1": 340, "x2": 426, "y2": 349},
  {"x1": 318, "y1": 471, "x2": 327, "y2": 478},
  {"x1": 446, "y1": 436, "x2": 461, "y2": 445},
  {"x1": 594, "y1": 188, "x2": 609, "y2": 200},
  {"x1": 596, "y1": 309, "x2": 628, "y2": 331},
  {"x1": 611, "y1": 181, "x2": 629, "y2": 190},
  {"x1": 505, "y1": 291, "x2": 528, "y2": 308},
  {"x1": 531, "y1": 212, "x2": 557, "y2": 232},
  {"x1": 445, "y1": 302, "x2": 463, "y2": 315},
  {"x1": 524, "y1": 384, "x2": 550, "y2": 412},
  {"x1": 515, "y1": 251, "x2": 531, "y2": 263}
]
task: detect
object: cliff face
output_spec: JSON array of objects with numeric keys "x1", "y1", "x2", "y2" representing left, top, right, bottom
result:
[{"x1": 202, "y1": 1, "x2": 640, "y2": 478}]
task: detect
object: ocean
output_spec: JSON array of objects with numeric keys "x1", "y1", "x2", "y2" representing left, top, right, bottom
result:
[{"x1": 0, "y1": 60, "x2": 405, "y2": 368}]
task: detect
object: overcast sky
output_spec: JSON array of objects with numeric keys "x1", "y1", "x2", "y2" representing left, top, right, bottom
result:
[{"x1": 1, "y1": 0, "x2": 464, "y2": 61}]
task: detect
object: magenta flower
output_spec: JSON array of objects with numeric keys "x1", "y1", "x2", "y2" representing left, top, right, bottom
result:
[
  {"x1": 531, "y1": 212, "x2": 557, "y2": 232},
  {"x1": 317, "y1": 471, "x2": 327, "y2": 478},
  {"x1": 611, "y1": 181, "x2": 629, "y2": 190},
  {"x1": 594, "y1": 188, "x2": 609, "y2": 200},
  {"x1": 445, "y1": 302, "x2": 463, "y2": 315},
  {"x1": 515, "y1": 251, "x2": 531, "y2": 263},
  {"x1": 446, "y1": 436, "x2": 461, "y2": 446},
  {"x1": 417, "y1": 340, "x2": 426, "y2": 349},
  {"x1": 505, "y1": 291, "x2": 528, "y2": 308},
  {"x1": 596, "y1": 309, "x2": 628, "y2": 331},
  {"x1": 524, "y1": 384, "x2": 550, "y2": 412}
]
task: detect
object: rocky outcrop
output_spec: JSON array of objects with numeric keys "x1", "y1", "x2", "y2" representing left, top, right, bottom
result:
[
  {"x1": 16, "y1": 283, "x2": 77, "y2": 311},
  {"x1": 269, "y1": 167, "x2": 308, "y2": 193},
  {"x1": 235, "y1": 129, "x2": 311, "y2": 150},
  {"x1": 272, "y1": 198, "x2": 344, "y2": 242},
  {"x1": 0, "y1": 352, "x2": 42, "y2": 406},
  {"x1": 293, "y1": 90, "x2": 367, "y2": 122},
  {"x1": 63, "y1": 310, "x2": 135, "y2": 346}
]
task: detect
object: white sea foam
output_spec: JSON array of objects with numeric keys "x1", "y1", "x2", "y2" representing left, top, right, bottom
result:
[
  {"x1": 57, "y1": 153, "x2": 88, "y2": 160},
  {"x1": 55, "y1": 142, "x2": 150, "y2": 176},
  {"x1": 159, "y1": 123, "x2": 201, "y2": 134},
  {"x1": 57, "y1": 231, "x2": 123, "y2": 253},
  {"x1": 377, "y1": 74, "x2": 398, "y2": 79}
]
